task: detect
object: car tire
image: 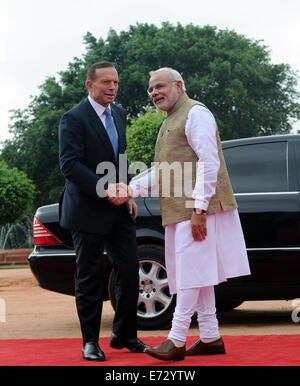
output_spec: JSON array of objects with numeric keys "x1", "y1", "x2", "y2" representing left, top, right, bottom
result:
[{"x1": 108, "y1": 244, "x2": 176, "y2": 330}]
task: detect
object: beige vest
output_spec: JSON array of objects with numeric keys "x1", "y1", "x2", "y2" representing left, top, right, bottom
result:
[{"x1": 154, "y1": 93, "x2": 237, "y2": 227}]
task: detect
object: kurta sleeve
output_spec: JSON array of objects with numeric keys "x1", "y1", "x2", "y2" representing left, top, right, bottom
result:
[
  {"x1": 129, "y1": 166, "x2": 157, "y2": 198},
  {"x1": 185, "y1": 105, "x2": 220, "y2": 211}
]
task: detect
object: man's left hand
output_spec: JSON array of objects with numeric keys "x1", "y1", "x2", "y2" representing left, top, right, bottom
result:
[
  {"x1": 191, "y1": 212, "x2": 207, "y2": 241},
  {"x1": 128, "y1": 198, "x2": 138, "y2": 219}
]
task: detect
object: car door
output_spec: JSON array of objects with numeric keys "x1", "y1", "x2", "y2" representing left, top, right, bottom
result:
[
  {"x1": 223, "y1": 139, "x2": 300, "y2": 290},
  {"x1": 294, "y1": 140, "x2": 300, "y2": 209}
]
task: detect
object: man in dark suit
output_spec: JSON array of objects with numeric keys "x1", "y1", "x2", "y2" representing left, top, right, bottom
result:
[{"x1": 58, "y1": 61, "x2": 147, "y2": 361}]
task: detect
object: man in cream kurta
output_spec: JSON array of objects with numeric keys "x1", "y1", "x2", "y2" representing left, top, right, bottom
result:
[{"x1": 129, "y1": 68, "x2": 250, "y2": 361}]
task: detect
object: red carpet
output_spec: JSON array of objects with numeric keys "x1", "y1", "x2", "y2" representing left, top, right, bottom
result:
[{"x1": 0, "y1": 335, "x2": 299, "y2": 366}]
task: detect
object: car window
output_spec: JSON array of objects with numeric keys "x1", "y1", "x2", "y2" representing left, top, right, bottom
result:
[
  {"x1": 131, "y1": 166, "x2": 154, "y2": 182},
  {"x1": 223, "y1": 142, "x2": 288, "y2": 193}
]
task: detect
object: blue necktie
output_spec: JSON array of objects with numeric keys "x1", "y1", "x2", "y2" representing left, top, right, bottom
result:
[{"x1": 104, "y1": 108, "x2": 118, "y2": 160}]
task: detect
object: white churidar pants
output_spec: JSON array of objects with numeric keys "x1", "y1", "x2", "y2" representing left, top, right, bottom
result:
[{"x1": 168, "y1": 286, "x2": 219, "y2": 342}]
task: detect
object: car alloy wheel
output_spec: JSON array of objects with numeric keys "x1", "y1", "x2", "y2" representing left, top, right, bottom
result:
[
  {"x1": 108, "y1": 245, "x2": 176, "y2": 329},
  {"x1": 138, "y1": 258, "x2": 172, "y2": 320}
]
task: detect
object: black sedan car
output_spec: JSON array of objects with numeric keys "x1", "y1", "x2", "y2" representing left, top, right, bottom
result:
[{"x1": 29, "y1": 134, "x2": 300, "y2": 329}]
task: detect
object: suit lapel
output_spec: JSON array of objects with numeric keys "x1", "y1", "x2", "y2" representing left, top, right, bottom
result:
[
  {"x1": 84, "y1": 99, "x2": 117, "y2": 161},
  {"x1": 111, "y1": 104, "x2": 126, "y2": 154}
]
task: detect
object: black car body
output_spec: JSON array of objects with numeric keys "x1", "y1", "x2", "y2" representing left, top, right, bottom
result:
[{"x1": 29, "y1": 134, "x2": 300, "y2": 329}]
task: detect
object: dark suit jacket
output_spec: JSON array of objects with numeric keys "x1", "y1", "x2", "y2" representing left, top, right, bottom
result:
[{"x1": 58, "y1": 98, "x2": 133, "y2": 234}]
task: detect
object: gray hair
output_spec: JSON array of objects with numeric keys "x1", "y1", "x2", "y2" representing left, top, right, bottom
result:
[{"x1": 149, "y1": 67, "x2": 186, "y2": 93}]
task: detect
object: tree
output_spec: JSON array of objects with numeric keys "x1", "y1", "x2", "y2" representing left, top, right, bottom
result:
[
  {"x1": 0, "y1": 161, "x2": 35, "y2": 226},
  {"x1": 0, "y1": 77, "x2": 68, "y2": 208},
  {"x1": 83, "y1": 23, "x2": 300, "y2": 138},
  {"x1": 1, "y1": 22, "x2": 299, "y2": 208},
  {"x1": 126, "y1": 109, "x2": 166, "y2": 167}
]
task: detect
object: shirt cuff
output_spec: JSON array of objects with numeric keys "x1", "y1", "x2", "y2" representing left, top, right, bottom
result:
[
  {"x1": 193, "y1": 199, "x2": 209, "y2": 211},
  {"x1": 129, "y1": 183, "x2": 140, "y2": 198}
]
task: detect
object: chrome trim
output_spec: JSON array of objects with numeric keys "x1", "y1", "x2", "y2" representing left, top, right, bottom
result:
[
  {"x1": 286, "y1": 141, "x2": 289, "y2": 187},
  {"x1": 247, "y1": 247, "x2": 300, "y2": 251},
  {"x1": 30, "y1": 251, "x2": 76, "y2": 256},
  {"x1": 30, "y1": 251, "x2": 107, "y2": 257},
  {"x1": 235, "y1": 192, "x2": 299, "y2": 196},
  {"x1": 32, "y1": 247, "x2": 300, "y2": 255}
]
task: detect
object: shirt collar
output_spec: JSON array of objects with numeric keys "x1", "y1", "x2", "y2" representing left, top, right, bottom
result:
[{"x1": 88, "y1": 95, "x2": 111, "y2": 116}]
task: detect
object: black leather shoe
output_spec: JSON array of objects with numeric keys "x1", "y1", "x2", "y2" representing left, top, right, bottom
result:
[
  {"x1": 82, "y1": 342, "x2": 106, "y2": 361},
  {"x1": 109, "y1": 333, "x2": 149, "y2": 353}
]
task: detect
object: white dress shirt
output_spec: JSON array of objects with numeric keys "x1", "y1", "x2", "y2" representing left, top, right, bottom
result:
[
  {"x1": 88, "y1": 96, "x2": 118, "y2": 143},
  {"x1": 88, "y1": 95, "x2": 107, "y2": 126}
]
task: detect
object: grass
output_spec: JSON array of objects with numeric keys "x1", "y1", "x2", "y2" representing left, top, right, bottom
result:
[{"x1": 0, "y1": 264, "x2": 29, "y2": 269}]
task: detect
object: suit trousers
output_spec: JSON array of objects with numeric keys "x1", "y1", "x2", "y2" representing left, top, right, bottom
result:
[{"x1": 71, "y1": 209, "x2": 139, "y2": 343}]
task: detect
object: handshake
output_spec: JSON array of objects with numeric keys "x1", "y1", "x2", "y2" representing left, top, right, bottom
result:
[
  {"x1": 106, "y1": 183, "x2": 137, "y2": 219},
  {"x1": 105, "y1": 182, "x2": 134, "y2": 206}
]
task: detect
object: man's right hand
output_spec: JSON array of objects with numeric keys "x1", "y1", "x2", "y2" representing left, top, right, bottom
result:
[{"x1": 106, "y1": 183, "x2": 133, "y2": 206}]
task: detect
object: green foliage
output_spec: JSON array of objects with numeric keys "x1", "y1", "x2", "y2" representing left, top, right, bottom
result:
[
  {"x1": 127, "y1": 109, "x2": 166, "y2": 167},
  {"x1": 0, "y1": 77, "x2": 67, "y2": 208},
  {"x1": 0, "y1": 22, "x2": 299, "y2": 211},
  {"x1": 0, "y1": 161, "x2": 35, "y2": 226},
  {"x1": 84, "y1": 23, "x2": 300, "y2": 137}
]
